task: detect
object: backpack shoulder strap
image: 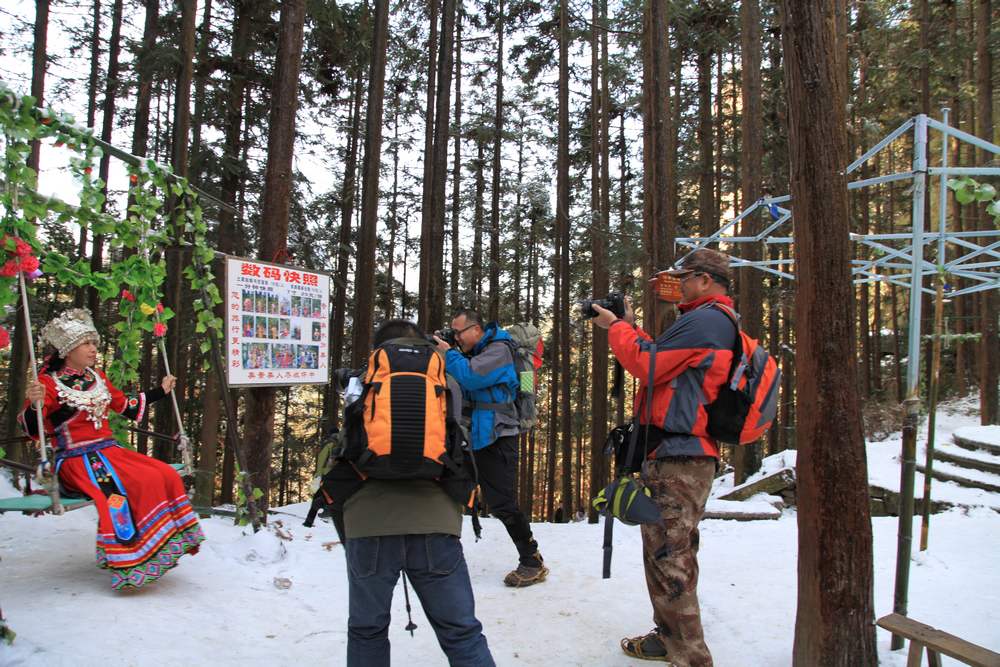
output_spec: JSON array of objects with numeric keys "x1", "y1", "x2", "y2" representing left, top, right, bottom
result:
[{"x1": 709, "y1": 302, "x2": 744, "y2": 383}]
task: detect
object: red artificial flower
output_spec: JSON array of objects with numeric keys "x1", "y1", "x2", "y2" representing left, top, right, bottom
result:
[
  {"x1": 129, "y1": 173, "x2": 139, "y2": 185},
  {"x1": 156, "y1": 303, "x2": 164, "y2": 314},
  {"x1": 153, "y1": 322, "x2": 167, "y2": 337},
  {"x1": 54, "y1": 141, "x2": 64, "y2": 148},
  {"x1": 121, "y1": 289, "x2": 135, "y2": 302},
  {"x1": 14, "y1": 237, "x2": 32, "y2": 257},
  {"x1": 83, "y1": 167, "x2": 93, "y2": 175},
  {"x1": 0, "y1": 326, "x2": 9, "y2": 350},
  {"x1": 1, "y1": 235, "x2": 33, "y2": 258},
  {"x1": 0, "y1": 255, "x2": 39, "y2": 277}
]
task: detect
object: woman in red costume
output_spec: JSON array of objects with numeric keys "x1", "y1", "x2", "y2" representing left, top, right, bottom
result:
[{"x1": 20, "y1": 308, "x2": 204, "y2": 590}]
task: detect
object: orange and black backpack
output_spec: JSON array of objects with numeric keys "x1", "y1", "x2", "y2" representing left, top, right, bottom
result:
[
  {"x1": 705, "y1": 303, "x2": 781, "y2": 445},
  {"x1": 304, "y1": 339, "x2": 480, "y2": 538},
  {"x1": 342, "y1": 338, "x2": 462, "y2": 479}
]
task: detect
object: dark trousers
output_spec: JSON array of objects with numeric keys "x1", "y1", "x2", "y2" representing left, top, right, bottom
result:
[
  {"x1": 346, "y1": 533, "x2": 495, "y2": 667},
  {"x1": 475, "y1": 435, "x2": 538, "y2": 563}
]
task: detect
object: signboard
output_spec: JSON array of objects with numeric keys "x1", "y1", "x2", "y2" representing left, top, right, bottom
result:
[
  {"x1": 224, "y1": 256, "x2": 331, "y2": 387},
  {"x1": 651, "y1": 271, "x2": 683, "y2": 303}
]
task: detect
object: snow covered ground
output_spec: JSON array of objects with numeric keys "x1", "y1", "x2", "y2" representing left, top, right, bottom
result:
[{"x1": 2, "y1": 399, "x2": 999, "y2": 666}]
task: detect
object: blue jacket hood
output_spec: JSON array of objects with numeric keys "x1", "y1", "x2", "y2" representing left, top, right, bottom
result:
[{"x1": 472, "y1": 322, "x2": 512, "y2": 354}]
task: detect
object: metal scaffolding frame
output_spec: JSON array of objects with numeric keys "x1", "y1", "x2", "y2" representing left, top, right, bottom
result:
[{"x1": 674, "y1": 109, "x2": 1000, "y2": 642}]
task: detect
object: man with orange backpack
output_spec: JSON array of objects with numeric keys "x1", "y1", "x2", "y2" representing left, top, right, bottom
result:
[
  {"x1": 339, "y1": 319, "x2": 494, "y2": 667},
  {"x1": 591, "y1": 248, "x2": 750, "y2": 667}
]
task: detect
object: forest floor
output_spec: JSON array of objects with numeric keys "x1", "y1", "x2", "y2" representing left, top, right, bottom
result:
[{"x1": 2, "y1": 396, "x2": 999, "y2": 666}]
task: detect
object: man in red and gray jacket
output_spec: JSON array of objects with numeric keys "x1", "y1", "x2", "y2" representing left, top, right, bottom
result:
[{"x1": 591, "y1": 248, "x2": 736, "y2": 667}]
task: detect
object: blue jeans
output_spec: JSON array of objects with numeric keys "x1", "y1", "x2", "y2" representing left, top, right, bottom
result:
[{"x1": 346, "y1": 533, "x2": 495, "y2": 667}]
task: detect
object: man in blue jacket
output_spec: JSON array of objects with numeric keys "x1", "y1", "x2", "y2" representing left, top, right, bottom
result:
[{"x1": 435, "y1": 308, "x2": 548, "y2": 587}]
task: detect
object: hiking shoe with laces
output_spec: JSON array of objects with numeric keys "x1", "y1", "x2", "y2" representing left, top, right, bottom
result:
[
  {"x1": 621, "y1": 629, "x2": 671, "y2": 662},
  {"x1": 503, "y1": 552, "x2": 549, "y2": 587}
]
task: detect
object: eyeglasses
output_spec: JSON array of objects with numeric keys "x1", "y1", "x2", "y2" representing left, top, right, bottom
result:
[
  {"x1": 679, "y1": 272, "x2": 706, "y2": 284},
  {"x1": 679, "y1": 271, "x2": 729, "y2": 288},
  {"x1": 455, "y1": 323, "x2": 479, "y2": 337}
]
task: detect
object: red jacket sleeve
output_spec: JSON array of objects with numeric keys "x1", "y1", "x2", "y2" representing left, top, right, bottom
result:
[
  {"x1": 18, "y1": 374, "x2": 60, "y2": 440},
  {"x1": 607, "y1": 319, "x2": 708, "y2": 385}
]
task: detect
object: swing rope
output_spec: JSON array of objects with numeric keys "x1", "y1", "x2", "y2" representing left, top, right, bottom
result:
[
  {"x1": 155, "y1": 335, "x2": 194, "y2": 477},
  {"x1": 15, "y1": 244, "x2": 62, "y2": 515},
  {"x1": 134, "y1": 182, "x2": 194, "y2": 479}
]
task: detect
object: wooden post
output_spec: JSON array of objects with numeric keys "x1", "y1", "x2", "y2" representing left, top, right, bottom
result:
[{"x1": 920, "y1": 276, "x2": 946, "y2": 550}]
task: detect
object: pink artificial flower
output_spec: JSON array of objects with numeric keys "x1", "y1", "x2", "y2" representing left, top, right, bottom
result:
[
  {"x1": 153, "y1": 322, "x2": 167, "y2": 337},
  {"x1": 121, "y1": 289, "x2": 135, "y2": 302},
  {"x1": 156, "y1": 303, "x2": 164, "y2": 314},
  {"x1": 0, "y1": 326, "x2": 9, "y2": 350}
]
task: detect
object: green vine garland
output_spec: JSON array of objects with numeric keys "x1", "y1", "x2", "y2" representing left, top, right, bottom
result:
[{"x1": 0, "y1": 83, "x2": 222, "y2": 421}]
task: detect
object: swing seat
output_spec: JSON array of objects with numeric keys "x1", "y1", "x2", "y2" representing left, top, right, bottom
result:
[
  {"x1": 0, "y1": 465, "x2": 186, "y2": 515},
  {"x1": 0, "y1": 494, "x2": 93, "y2": 514}
]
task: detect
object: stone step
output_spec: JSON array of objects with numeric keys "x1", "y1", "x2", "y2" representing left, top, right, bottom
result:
[
  {"x1": 932, "y1": 446, "x2": 1000, "y2": 476},
  {"x1": 916, "y1": 463, "x2": 1000, "y2": 494},
  {"x1": 952, "y1": 427, "x2": 1000, "y2": 456}
]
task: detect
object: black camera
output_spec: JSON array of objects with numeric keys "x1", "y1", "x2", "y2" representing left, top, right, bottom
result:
[
  {"x1": 332, "y1": 366, "x2": 364, "y2": 392},
  {"x1": 578, "y1": 292, "x2": 626, "y2": 320},
  {"x1": 433, "y1": 327, "x2": 458, "y2": 347}
]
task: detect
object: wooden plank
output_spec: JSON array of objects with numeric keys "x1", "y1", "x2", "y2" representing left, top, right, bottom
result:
[
  {"x1": 702, "y1": 509, "x2": 780, "y2": 521},
  {"x1": 718, "y1": 467, "x2": 796, "y2": 501},
  {"x1": 877, "y1": 614, "x2": 1000, "y2": 667}
]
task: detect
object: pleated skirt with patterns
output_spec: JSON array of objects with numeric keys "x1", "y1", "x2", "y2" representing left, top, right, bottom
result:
[{"x1": 57, "y1": 443, "x2": 205, "y2": 590}]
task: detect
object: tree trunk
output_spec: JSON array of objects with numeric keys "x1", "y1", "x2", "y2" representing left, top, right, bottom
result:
[
  {"x1": 385, "y1": 85, "x2": 401, "y2": 319},
  {"x1": 244, "y1": 0, "x2": 307, "y2": 509},
  {"x1": 154, "y1": 0, "x2": 196, "y2": 461},
  {"x1": 557, "y1": 0, "x2": 573, "y2": 522},
  {"x1": 196, "y1": 0, "x2": 252, "y2": 510},
  {"x1": 588, "y1": 0, "x2": 610, "y2": 522},
  {"x1": 418, "y1": 0, "x2": 440, "y2": 330},
  {"x1": 976, "y1": 0, "x2": 998, "y2": 424},
  {"x1": 428, "y1": 0, "x2": 456, "y2": 329},
  {"x1": 734, "y1": 0, "x2": 764, "y2": 483},
  {"x1": 450, "y1": 3, "x2": 463, "y2": 313},
  {"x1": 950, "y1": 0, "x2": 967, "y2": 396},
  {"x1": 488, "y1": 0, "x2": 505, "y2": 322},
  {"x1": 780, "y1": 2, "x2": 876, "y2": 664},
  {"x1": 696, "y1": 42, "x2": 714, "y2": 238},
  {"x1": 471, "y1": 137, "x2": 485, "y2": 309},
  {"x1": 190, "y1": 0, "x2": 214, "y2": 180},
  {"x1": 74, "y1": 0, "x2": 102, "y2": 300},
  {"x1": 668, "y1": 20, "x2": 681, "y2": 234},
  {"x1": 131, "y1": 0, "x2": 160, "y2": 165},
  {"x1": 87, "y1": 0, "x2": 124, "y2": 322},
  {"x1": 3, "y1": 0, "x2": 50, "y2": 457},
  {"x1": 512, "y1": 116, "x2": 525, "y2": 319},
  {"x1": 641, "y1": 0, "x2": 672, "y2": 335},
  {"x1": 323, "y1": 70, "x2": 364, "y2": 430},
  {"x1": 351, "y1": 0, "x2": 390, "y2": 366}
]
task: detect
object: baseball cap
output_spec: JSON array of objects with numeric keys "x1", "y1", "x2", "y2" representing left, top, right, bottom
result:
[{"x1": 662, "y1": 248, "x2": 732, "y2": 286}]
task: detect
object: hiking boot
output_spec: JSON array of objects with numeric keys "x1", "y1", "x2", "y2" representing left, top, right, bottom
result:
[
  {"x1": 503, "y1": 551, "x2": 548, "y2": 587},
  {"x1": 621, "y1": 630, "x2": 670, "y2": 663}
]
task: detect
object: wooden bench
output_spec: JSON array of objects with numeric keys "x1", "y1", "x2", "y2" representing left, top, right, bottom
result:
[{"x1": 877, "y1": 613, "x2": 1000, "y2": 667}]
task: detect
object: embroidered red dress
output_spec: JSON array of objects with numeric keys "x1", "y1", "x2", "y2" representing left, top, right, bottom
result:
[{"x1": 19, "y1": 365, "x2": 205, "y2": 590}]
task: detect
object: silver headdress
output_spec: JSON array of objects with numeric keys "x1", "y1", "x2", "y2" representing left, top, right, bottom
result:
[{"x1": 39, "y1": 308, "x2": 100, "y2": 357}]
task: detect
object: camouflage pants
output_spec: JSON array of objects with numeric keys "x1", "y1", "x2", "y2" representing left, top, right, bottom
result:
[{"x1": 639, "y1": 456, "x2": 716, "y2": 667}]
